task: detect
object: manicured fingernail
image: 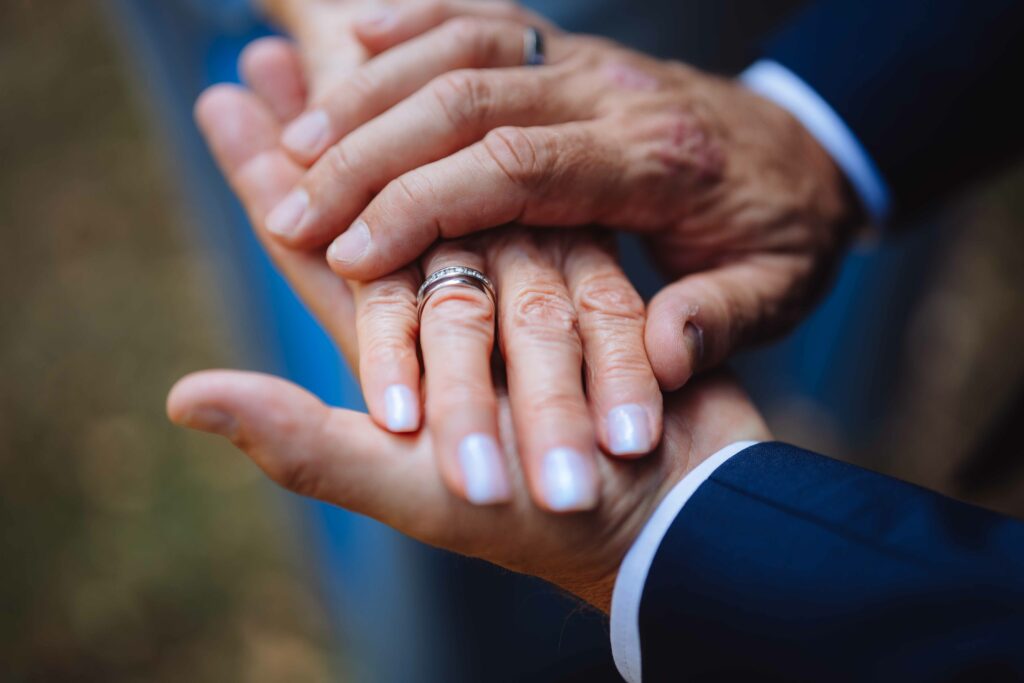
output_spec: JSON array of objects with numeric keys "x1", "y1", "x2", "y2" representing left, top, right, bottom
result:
[
  {"x1": 383, "y1": 384, "x2": 419, "y2": 432},
  {"x1": 357, "y1": 7, "x2": 396, "y2": 29},
  {"x1": 458, "y1": 433, "x2": 511, "y2": 505},
  {"x1": 684, "y1": 321, "x2": 704, "y2": 369},
  {"x1": 541, "y1": 447, "x2": 598, "y2": 512},
  {"x1": 266, "y1": 189, "x2": 308, "y2": 238},
  {"x1": 607, "y1": 404, "x2": 652, "y2": 455},
  {"x1": 183, "y1": 406, "x2": 237, "y2": 437},
  {"x1": 327, "y1": 219, "x2": 371, "y2": 265},
  {"x1": 282, "y1": 109, "x2": 329, "y2": 157}
]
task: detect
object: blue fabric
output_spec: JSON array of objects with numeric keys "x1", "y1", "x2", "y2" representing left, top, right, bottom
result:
[
  {"x1": 640, "y1": 442, "x2": 1024, "y2": 680},
  {"x1": 764, "y1": 0, "x2": 1024, "y2": 220}
]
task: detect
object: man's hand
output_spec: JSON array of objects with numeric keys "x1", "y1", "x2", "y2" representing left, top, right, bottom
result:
[
  {"x1": 263, "y1": 1, "x2": 861, "y2": 391},
  {"x1": 167, "y1": 368, "x2": 770, "y2": 611}
]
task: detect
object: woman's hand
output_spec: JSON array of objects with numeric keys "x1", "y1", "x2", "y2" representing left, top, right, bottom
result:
[
  {"x1": 168, "y1": 368, "x2": 770, "y2": 612},
  {"x1": 264, "y1": 0, "x2": 861, "y2": 392},
  {"x1": 198, "y1": 37, "x2": 663, "y2": 513},
  {"x1": 405, "y1": 228, "x2": 662, "y2": 511}
]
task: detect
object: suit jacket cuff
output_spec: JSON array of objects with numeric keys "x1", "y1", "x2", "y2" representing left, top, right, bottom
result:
[
  {"x1": 609, "y1": 440, "x2": 760, "y2": 683},
  {"x1": 740, "y1": 59, "x2": 891, "y2": 225}
]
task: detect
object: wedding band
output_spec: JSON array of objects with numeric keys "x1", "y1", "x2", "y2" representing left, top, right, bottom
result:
[
  {"x1": 522, "y1": 26, "x2": 545, "y2": 66},
  {"x1": 417, "y1": 266, "x2": 496, "y2": 318}
]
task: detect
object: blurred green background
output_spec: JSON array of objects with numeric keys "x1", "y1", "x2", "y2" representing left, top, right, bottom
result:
[
  {"x1": 2, "y1": 0, "x2": 1023, "y2": 681},
  {"x1": 0, "y1": 2, "x2": 336, "y2": 681}
]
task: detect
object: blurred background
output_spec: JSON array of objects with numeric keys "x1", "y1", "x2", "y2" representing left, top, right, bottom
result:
[{"x1": 2, "y1": 1, "x2": 1022, "y2": 681}]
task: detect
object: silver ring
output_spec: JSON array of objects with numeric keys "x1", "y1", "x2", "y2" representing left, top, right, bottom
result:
[
  {"x1": 417, "y1": 266, "x2": 496, "y2": 318},
  {"x1": 522, "y1": 26, "x2": 545, "y2": 66}
]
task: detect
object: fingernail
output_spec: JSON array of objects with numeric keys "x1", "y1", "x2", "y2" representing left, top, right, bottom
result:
[
  {"x1": 541, "y1": 447, "x2": 598, "y2": 512},
  {"x1": 357, "y1": 7, "x2": 396, "y2": 29},
  {"x1": 383, "y1": 384, "x2": 419, "y2": 432},
  {"x1": 458, "y1": 434, "x2": 511, "y2": 505},
  {"x1": 183, "y1": 406, "x2": 238, "y2": 438},
  {"x1": 282, "y1": 109, "x2": 329, "y2": 157},
  {"x1": 327, "y1": 219, "x2": 371, "y2": 265},
  {"x1": 683, "y1": 321, "x2": 704, "y2": 369},
  {"x1": 266, "y1": 189, "x2": 308, "y2": 238},
  {"x1": 607, "y1": 404, "x2": 652, "y2": 455}
]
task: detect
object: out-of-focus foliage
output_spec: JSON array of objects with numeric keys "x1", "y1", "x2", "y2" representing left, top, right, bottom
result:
[{"x1": 0, "y1": 2, "x2": 335, "y2": 681}]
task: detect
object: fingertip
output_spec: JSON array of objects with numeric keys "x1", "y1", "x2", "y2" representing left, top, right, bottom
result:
[
  {"x1": 166, "y1": 370, "x2": 244, "y2": 436},
  {"x1": 352, "y1": 7, "x2": 403, "y2": 52},
  {"x1": 538, "y1": 447, "x2": 600, "y2": 513},
  {"x1": 645, "y1": 296, "x2": 701, "y2": 392},
  {"x1": 193, "y1": 83, "x2": 246, "y2": 130},
  {"x1": 604, "y1": 402, "x2": 658, "y2": 458},
  {"x1": 280, "y1": 108, "x2": 330, "y2": 164},
  {"x1": 382, "y1": 384, "x2": 421, "y2": 433}
]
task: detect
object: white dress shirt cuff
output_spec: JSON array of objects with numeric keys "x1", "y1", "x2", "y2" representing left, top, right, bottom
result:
[
  {"x1": 740, "y1": 59, "x2": 891, "y2": 225},
  {"x1": 610, "y1": 440, "x2": 760, "y2": 683}
]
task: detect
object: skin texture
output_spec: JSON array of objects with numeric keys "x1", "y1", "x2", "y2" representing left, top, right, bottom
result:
[
  {"x1": 174, "y1": 0, "x2": 774, "y2": 612},
  {"x1": 266, "y1": 0, "x2": 861, "y2": 395},
  {"x1": 229, "y1": 2, "x2": 666, "y2": 513},
  {"x1": 167, "y1": 367, "x2": 770, "y2": 612}
]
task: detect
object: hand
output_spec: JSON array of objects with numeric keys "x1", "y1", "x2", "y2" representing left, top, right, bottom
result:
[
  {"x1": 264, "y1": 1, "x2": 861, "y2": 391},
  {"x1": 200, "y1": 38, "x2": 663, "y2": 513},
  {"x1": 167, "y1": 368, "x2": 770, "y2": 612}
]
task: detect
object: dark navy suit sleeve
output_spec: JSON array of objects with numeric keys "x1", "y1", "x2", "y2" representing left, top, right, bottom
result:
[
  {"x1": 639, "y1": 442, "x2": 1024, "y2": 681},
  {"x1": 763, "y1": 0, "x2": 1024, "y2": 220}
]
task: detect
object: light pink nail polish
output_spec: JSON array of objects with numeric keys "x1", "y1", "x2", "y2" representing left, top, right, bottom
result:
[
  {"x1": 458, "y1": 434, "x2": 511, "y2": 505},
  {"x1": 541, "y1": 447, "x2": 598, "y2": 512},
  {"x1": 607, "y1": 404, "x2": 652, "y2": 455},
  {"x1": 383, "y1": 384, "x2": 419, "y2": 432}
]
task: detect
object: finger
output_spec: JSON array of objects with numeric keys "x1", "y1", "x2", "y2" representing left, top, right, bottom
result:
[
  {"x1": 167, "y1": 370, "x2": 451, "y2": 532},
  {"x1": 271, "y1": 67, "x2": 579, "y2": 248},
  {"x1": 563, "y1": 237, "x2": 662, "y2": 457},
  {"x1": 263, "y1": 0, "x2": 372, "y2": 100},
  {"x1": 325, "y1": 122, "x2": 627, "y2": 281},
  {"x1": 193, "y1": 84, "x2": 357, "y2": 361},
  {"x1": 419, "y1": 243, "x2": 510, "y2": 505},
  {"x1": 280, "y1": 16, "x2": 539, "y2": 164},
  {"x1": 490, "y1": 233, "x2": 599, "y2": 513},
  {"x1": 645, "y1": 255, "x2": 805, "y2": 390},
  {"x1": 354, "y1": 0, "x2": 560, "y2": 55},
  {"x1": 239, "y1": 36, "x2": 308, "y2": 122},
  {"x1": 353, "y1": 268, "x2": 423, "y2": 433}
]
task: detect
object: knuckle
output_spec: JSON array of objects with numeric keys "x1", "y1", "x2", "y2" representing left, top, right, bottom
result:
[
  {"x1": 363, "y1": 334, "x2": 417, "y2": 370},
  {"x1": 575, "y1": 272, "x2": 646, "y2": 322},
  {"x1": 509, "y1": 286, "x2": 578, "y2": 341},
  {"x1": 526, "y1": 390, "x2": 587, "y2": 420},
  {"x1": 345, "y1": 68, "x2": 379, "y2": 102},
  {"x1": 323, "y1": 143, "x2": 360, "y2": 182},
  {"x1": 589, "y1": 347, "x2": 653, "y2": 383},
  {"x1": 390, "y1": 170, "x2": 435, "y2": 209},
  {"x1": 424, "y1": 287, "x2": 495, "y2": 337},
  {"x1": 429, "y1": 69, "x2": 492, "y2": 129},
  {"x1": 482, "y1": 126, "x2": 548, "y2": 187},
  {"x1": 262, "y1": 420, "x2": 324, "y2": 499},
  {"x1": 430, "y1": 384, "x2": 496, "y2": 417},
  {"x1": 274, "y1": 452, "x2": 323, "y2": 499}
]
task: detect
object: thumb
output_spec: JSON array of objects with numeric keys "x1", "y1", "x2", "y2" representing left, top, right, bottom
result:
[
  {"x1": 167, "y1": 370, "x2": 447, "y2": 526},
  {"x1": 645, "y1": 257, "x2": 808, "y2": 391}
]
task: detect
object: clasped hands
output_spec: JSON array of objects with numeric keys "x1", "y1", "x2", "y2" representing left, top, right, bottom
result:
[{"x1": 169, "y1": 0, "x2": 858, "y2": 610}]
